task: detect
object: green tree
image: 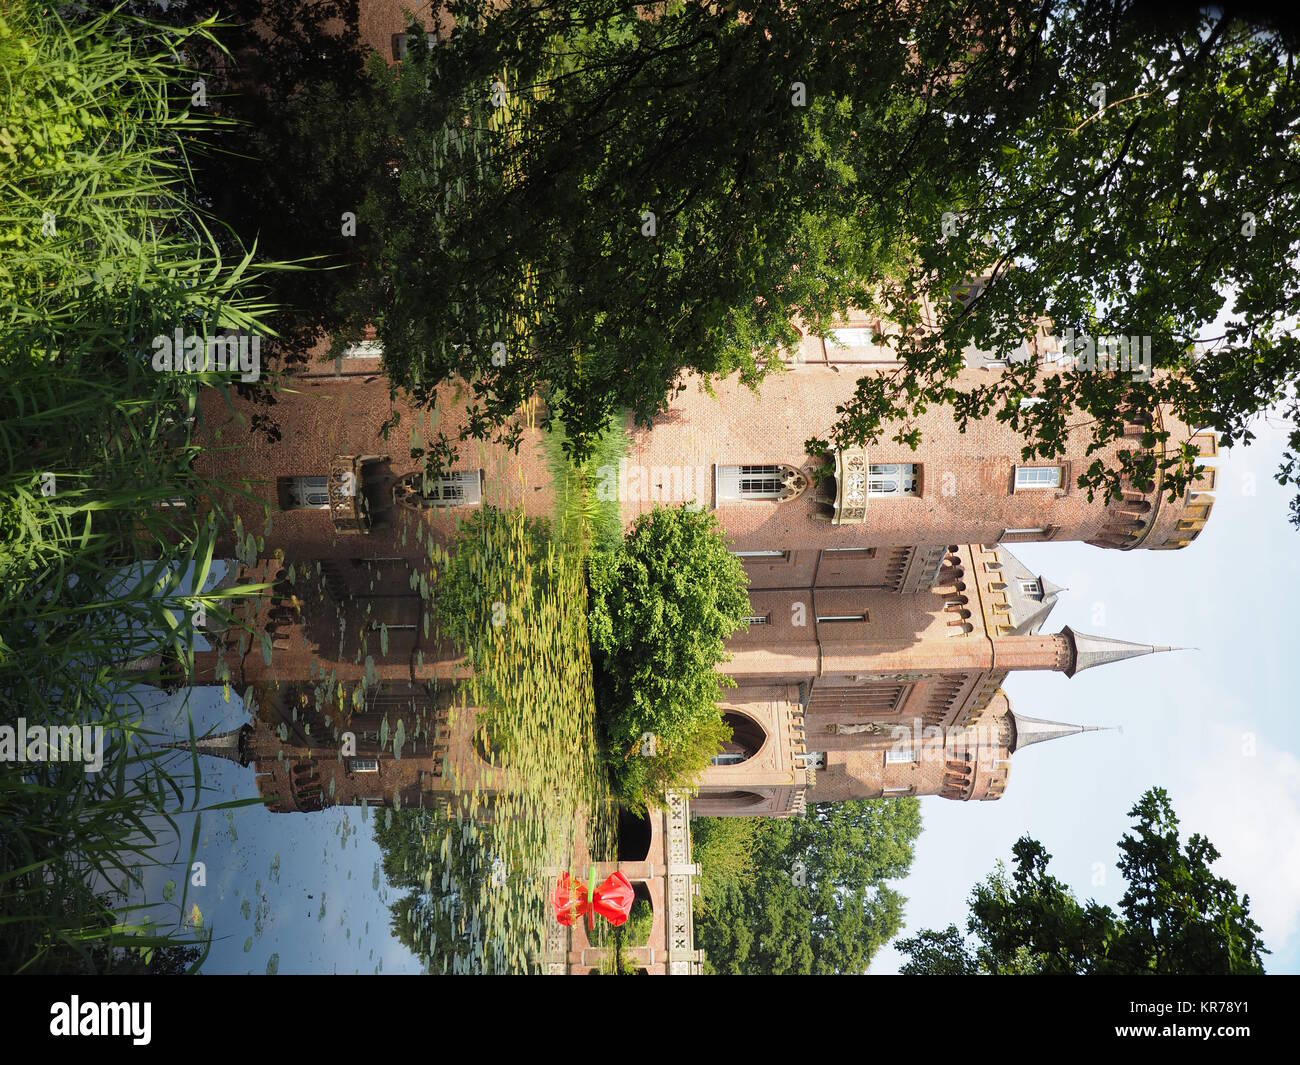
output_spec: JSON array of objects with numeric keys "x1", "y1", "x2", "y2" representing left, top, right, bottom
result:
[
  {"x1": 348, "y1": 2, "x2": 1300, "y2": 527},
  {"x1": 691, "y1": 814, "x2": 761, "y2": 916},
  {"x1": 695, "y1": 799, "x2": 923, "y2": 974},
  {"x1": 75, "y1": 0, "x2": 396, "y2": 368},
  {"x1": 357, "y1": 0, "x2": 920, "y2": 459},
  {"x1": 373, "y1": 806, "x2": 496, "y2": 974},
  {"x1": 808, "y1": 2, "x2": 1300, "y2": 525},
  {"x1": 587, "y1": 505, "x2": 750, "y2": 808},
  {"x1": 898, "y1": 787, "x2": 1267, "y2": 975}
]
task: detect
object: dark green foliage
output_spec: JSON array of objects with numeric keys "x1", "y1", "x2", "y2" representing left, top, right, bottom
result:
[
  {"x1": 373, "y1": 806, "x2": 496, "y2": 974},
  {"x1": 354, "y1": 0, "x2": 913, "y2": 459},
  {"x1": 898, "y1": 787, "x2": 1267, "y2": 974},
  {"x1": 795, "y1": 3, "x2": 1300, "y2": 523},
  {"x1": 360, "y1": 1, "x2": 1300, "y2": 524},
  {"x1": 695, "y1": 799, "x2": 923, "y2": 974},
  {"x1": 587, "y1": 505, "x2": 750, "y2": 807}
]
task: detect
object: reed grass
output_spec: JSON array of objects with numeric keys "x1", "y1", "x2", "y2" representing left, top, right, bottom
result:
[
  {"x1": 0, "y1": 0, "x2": 280, "y2": 973},
  {"x1": 540, "y1": 412, "x2": 631, "y2": 555}
]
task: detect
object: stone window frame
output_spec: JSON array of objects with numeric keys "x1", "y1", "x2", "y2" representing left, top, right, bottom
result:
[
  {"x1": 867, "y1": 462, "x2": 921, "y2": 497},
  {"x1": 279, "y1": 475, "x2": 330, "y2": 510},
  {"x1": 1013, "y1": 464, "x2": 1064, "y2": 491},
  {"x1": 715, "y1": 463, "x2": 809, "y2": 503}
]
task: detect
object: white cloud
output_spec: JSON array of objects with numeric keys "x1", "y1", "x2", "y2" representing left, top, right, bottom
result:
[{"x1": 1174, "y1": 724, "x2": 1300, "y2": 969}]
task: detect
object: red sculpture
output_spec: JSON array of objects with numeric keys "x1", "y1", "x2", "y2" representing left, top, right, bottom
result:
[
  {"x1": 550, "y1": 871, "x2": 586, "y2": 928},
  {"x1": 550, "y1": 869, "x2": 635, "y2": 929},
  {"x1": 589, "y1": 870, "x2": 634, "y2": 927}
]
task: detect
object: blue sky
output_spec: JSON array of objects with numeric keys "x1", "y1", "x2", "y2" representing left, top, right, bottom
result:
[{"x1": 870, "y1": 416, "x2": 1300, "y2": 974}]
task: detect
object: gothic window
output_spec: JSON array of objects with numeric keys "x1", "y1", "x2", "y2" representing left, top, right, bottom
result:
[
  {"x1": 395, "y1": 470, "x2": 482, "y2": 508},
  {"x1": 716, "y1": 464, "x2": 808, "y2": 502},
  {"x1": 808, "y1": 682, "x2": 905, "y2": 715},
  {"x1": 868, "y1": 463, "x2": 919, "y2": 496},
  {"x1": 284, "y1": 475, "x2": 330, "y2": 509},
  {"x1": 1014, "y1": 465, "x2": 1063, "y2": 490}
]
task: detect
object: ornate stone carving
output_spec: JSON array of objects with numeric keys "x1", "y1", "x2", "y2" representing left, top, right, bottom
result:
[
  {"x1": 826, "y1": 722, "x2": 889, "y2": 735},
  {"x1": 834, "y1": 447, "x2": 869, "y2": 524}
]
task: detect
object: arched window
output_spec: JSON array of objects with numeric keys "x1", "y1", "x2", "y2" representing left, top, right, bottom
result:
[
  {"x1": 711, "y1": 712, "x2": 767, "y2": 766},
  {"x1": 716, "y1": 464, "x2": 809, "y2": 502}
]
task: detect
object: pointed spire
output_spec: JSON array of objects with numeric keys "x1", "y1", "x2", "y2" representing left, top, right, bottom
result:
[
  {"x1": 1009, "y1": 713, "x2": 1114, "y2": 752},
  {"x1": 1038, "y1": 577, "x2": 1067, "y2": 599},
  {"x1": 1060, "y1": 626, "x2": 1184, "y2": 677},
  {"x1": 162, "y1": 723, "x2": 252, "y2": 767}
]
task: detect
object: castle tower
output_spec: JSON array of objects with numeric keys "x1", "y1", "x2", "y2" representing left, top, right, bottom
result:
[{"x1": 689, "y1": 543, "x2": 1179, "y2": 816}]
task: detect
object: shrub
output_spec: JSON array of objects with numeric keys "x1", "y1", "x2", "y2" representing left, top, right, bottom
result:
[{"x1": 587, "y1": 504, "x2": 750, "y2": 807}]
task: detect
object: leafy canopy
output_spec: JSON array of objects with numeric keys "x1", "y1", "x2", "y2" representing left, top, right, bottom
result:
[
  {"x1": 587, "y1": 504, "x2": 750, "y2": 807},
  {"x1": 695, "y1": 800, "x2": 923, "y2": 975},
  {"x1": 355, "y1": 1, "x2": 1300, "y2": 525},
  {"x1": 898, "y1": 787, "x2": 1267, "y2": 974}
]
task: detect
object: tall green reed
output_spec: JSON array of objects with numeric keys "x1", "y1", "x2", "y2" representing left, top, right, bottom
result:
[{"x1": 0, "y1": 0, "x2": 280, "y2": 973}]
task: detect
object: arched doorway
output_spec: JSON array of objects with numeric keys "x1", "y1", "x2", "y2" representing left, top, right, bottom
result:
[{"x1": 711, "y1": 711, "x2": 767, "y2": 766}]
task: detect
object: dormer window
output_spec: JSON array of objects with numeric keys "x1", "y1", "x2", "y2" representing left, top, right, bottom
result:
[{"x1": 1021, "y1": 579, "x2": 1043, "y2": 599}]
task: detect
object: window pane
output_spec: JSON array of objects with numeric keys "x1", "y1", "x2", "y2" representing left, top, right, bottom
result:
[{"x1": 1016, "y1": 466, "x2": 1062, "y2": 488}]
